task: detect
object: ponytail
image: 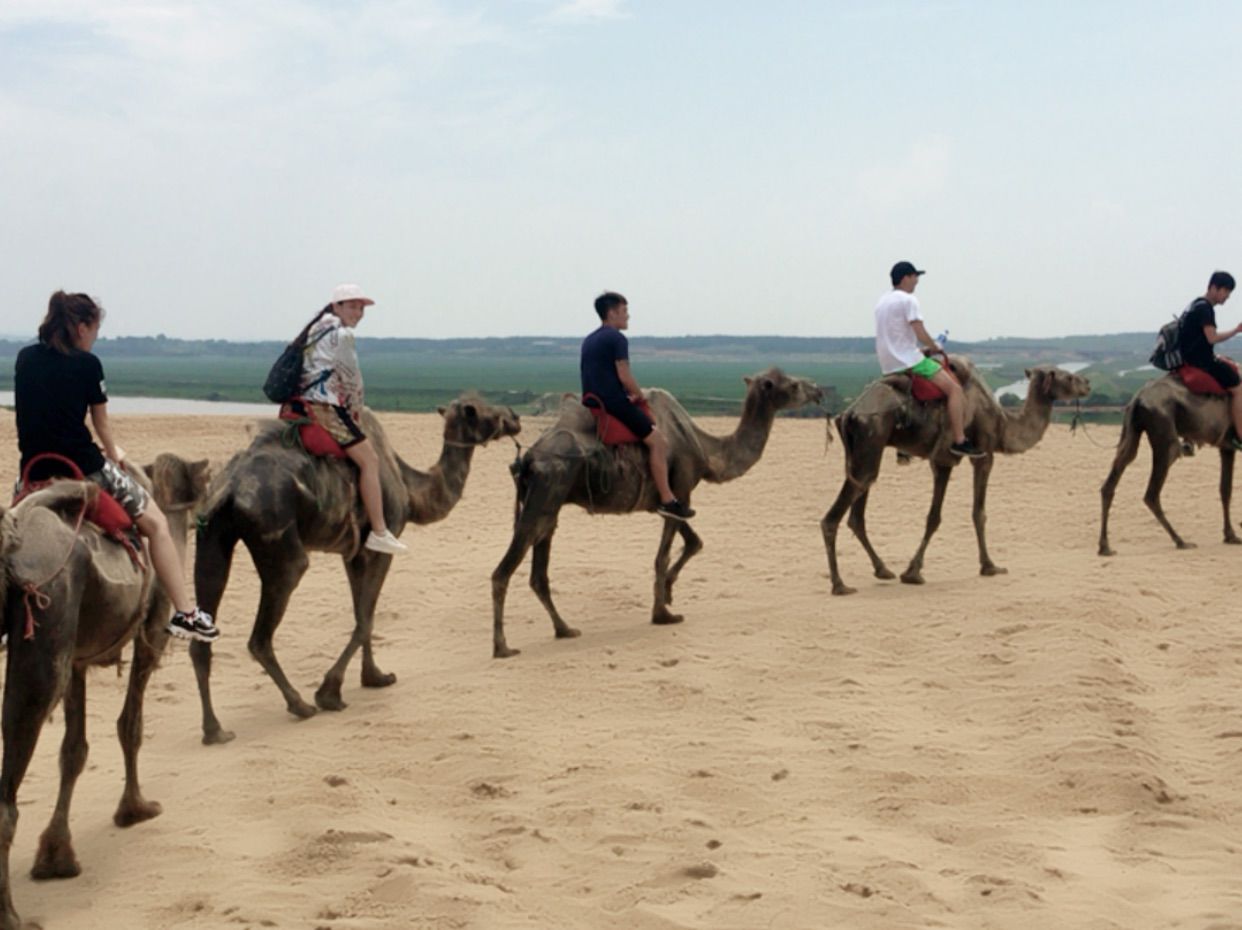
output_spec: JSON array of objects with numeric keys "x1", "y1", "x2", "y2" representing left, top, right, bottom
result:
[
  {"x1": 292, "y1": 304, "x2": 335, "y2": 347},
  {"x1": 38, "y1": 291, "x2": 104, "y2": 354}
]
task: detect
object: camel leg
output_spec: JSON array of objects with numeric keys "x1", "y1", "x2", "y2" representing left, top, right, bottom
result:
[
  {"x1": 530, "y1": 533, "x2": 580, "y2": 642},
  {"x1": 315, "y1": 552, "x2": 394, "y2": 712},
  {"x1": 1099, "y1": 433, "x2": 1143, "y2": 557},
  {"x1": 0, "y1": 640, "x2": 64, "y2": 930},
  {"x1": 652, "y1": 519, "x2": 684, "y2": 625},
  {"x1": 663, "y1": 521, "x2": 704, "y2": 606},
  {"x1": 847, "y1": 489, "x2": 896, "y2": 581},
  {"x1": 491, "y1": 480, "x2": 562, "y2": 659},
  {"x1": 1220, "y1": 449, "x2": 1240, "y2": 544},
  {"x1": 191, "y1": 513, "x2": 239, "y2": 745},
  {"x1": 1142, "y1": 439, "x2": 1192, "y2": 549},
  {"x1": 901, "y1": 464, "x2": 954, "y2": 585},
  {"x1": 971, "y1": 453, "x2": 1007, "y2": 576},
  {"x1": 113, "y1": 623, "x2": 168, "y2": 827},
  {"x1": 247, "y1": 537, "x2": 315, "y2": 719},
  {"x1": 32, "y1": 667, "x2": 87, "y2": 881}
]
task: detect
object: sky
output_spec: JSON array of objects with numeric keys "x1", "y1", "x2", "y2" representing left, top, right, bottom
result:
[{"x1": 1, "y1": 0, "x2": 1240, "y2": 342}]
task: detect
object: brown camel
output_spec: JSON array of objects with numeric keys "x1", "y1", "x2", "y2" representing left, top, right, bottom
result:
[
  {"x1": 1099, "y1": 374, "x2": 1241, "y2": 554},
  {"x1": 0, "y1": 455, "x2": 208, "y2": 930},
  {"x1": 490, "y1": 368, "x2": 823, "y2": 658},
  {"x1": 821, "y1": 360, "x2": 1091, "y2": 594},
  {"x1": 191, "y1": 396, "x2": 521, "y2": 743}
]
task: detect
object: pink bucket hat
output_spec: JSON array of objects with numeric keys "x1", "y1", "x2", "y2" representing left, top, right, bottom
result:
[{"x1": 330, "y1": 283, "x2": 375, "y2": 306}]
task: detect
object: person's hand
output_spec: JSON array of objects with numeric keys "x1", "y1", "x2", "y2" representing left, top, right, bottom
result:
[{"x1": 113, "y1": 446, "x2": 128, "y2": 470}]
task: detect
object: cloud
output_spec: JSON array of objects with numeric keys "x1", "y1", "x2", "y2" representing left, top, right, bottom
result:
[{"x1": 547, "y1": 0, "x2": 628, "y2": 22}]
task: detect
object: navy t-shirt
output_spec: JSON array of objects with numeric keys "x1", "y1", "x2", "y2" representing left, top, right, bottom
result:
[
  {"x1": 15, "y1": 343, "x2": 108, "y2": 478},
  {"x1": 1180, "y1": 297, "x2": 1216, "y2": 368},
  {"x1": 580, "y1": 325, "x2": 630, "y2": 408}
]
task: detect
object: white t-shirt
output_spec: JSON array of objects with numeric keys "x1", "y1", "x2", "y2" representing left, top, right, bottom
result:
[{"x1": 874, "y1": 290, "x2": 925, "y2": 373}]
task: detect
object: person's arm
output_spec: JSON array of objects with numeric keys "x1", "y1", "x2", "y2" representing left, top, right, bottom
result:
[
  {"x1": 1203, "y1": 322, "x2": 1242, "y2": 345},
  {"x1": 615, "y1": 360, "x2": 644, "y2": 402},
  {"x1": 910, "y1": 320, "x2": 941, "y2": 351},
  {"x1": 89, "y1": 403, "x2": 125, "y2": 465}
]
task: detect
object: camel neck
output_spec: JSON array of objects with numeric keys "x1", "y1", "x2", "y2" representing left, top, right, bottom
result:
[
  {"x1": 1000, "y1": 389, "x2": 1055, "y2": 454},
  {"x1": 699, "y1": 391, "x2": 778, "y2": 483},
  {"x1": 399, "y1": 441, "x2": 474, "y2": 525}
]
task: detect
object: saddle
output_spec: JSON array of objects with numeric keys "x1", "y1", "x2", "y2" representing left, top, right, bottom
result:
[
  {"x1": 279, "y1": 398, "x2": 349, "y2": 459},
  {"x1": 1175, "y1": 360, "x2": 1237, "y2": 396},
  {"x1": 11, "y1": 453, "x2": 143, "y2": 566},
  {"x1": 581, "y1": 394, "x2": 654, "y2": 446},
  {"x1": 881, "y1": 355, "x2": 969, "y2": 404}
]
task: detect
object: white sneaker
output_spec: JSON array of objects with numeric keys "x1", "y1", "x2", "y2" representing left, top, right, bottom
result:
[{"x1": 364, "y1": 529, "x2": 408, "y2": 554}]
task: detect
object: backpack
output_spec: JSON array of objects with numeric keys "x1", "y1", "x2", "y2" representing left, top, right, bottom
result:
[
  {"x1": 1149, "y1": 309, "x2": 1189, "y2": 371},
  {"x1": 262, "y1": 328, "x2": 330, "y2": 403}
]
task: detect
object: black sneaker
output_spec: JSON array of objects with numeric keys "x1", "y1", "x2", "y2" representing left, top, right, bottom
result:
[
  {"x1": 949, "y1": 440, "x2": 987, "y2": 459},
  {"x1": 168, "y1": 608, "x2": 219, "y2": 643},
  {"x1": 656, "y1": 499, "x2": 695, "y2": 521}
]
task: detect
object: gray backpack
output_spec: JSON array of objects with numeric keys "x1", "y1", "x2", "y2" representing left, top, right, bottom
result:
[{"x1": 1149, "y1": 308, "x2": 1189, "y2": 371}]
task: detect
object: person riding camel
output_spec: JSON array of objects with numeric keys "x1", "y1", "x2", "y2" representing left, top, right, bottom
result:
[
  {"x1": 13, "y1": 290, "x2": 219, "y2": 642},
  {"x1": 874, "y1": 261, "x2": 984, "y2": 459},
  {"x1": 580, "y1": 291, "x2": 694, "y2": 521},
  {"x1": 294, "y1": 283, "x2": 407, "y2": 554},
  {"x1": 1176, "y1": 271, "x2": 1242, "y2": 449}
]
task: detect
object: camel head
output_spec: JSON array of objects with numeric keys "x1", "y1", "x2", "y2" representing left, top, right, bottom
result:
[
  {"x1": 437, "y1": 394, "x2": 522, "y2": 447},
  {"x1": 142, "y1": 454, "x2": 211, "y2": 512},
  {"x1": 742, "y1": 367, "x2": 824, "y2": 413},
  {"x1": 1023, "y1": 366, "x2": 1091, "y2": 403}
]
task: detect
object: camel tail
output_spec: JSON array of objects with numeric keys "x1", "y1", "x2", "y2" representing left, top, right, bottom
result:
[
  {"x1": 510, "y1": 454, "x2": 530, "y2": 531},
  {"x1": 1114, "y1": 396, "x2": 1145, "y2": 457}
]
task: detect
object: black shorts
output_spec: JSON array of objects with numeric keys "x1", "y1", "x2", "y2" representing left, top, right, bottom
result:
[
  {"x1": 585, "y1": 396, "x2": 654, "y2": 440},
  {"x1": 1202, "y1": 357, "x2": 1241, "y2": 389}
]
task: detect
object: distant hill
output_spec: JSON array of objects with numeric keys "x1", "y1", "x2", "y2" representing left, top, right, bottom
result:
[{"x1": 0, "y1": 333, "x2": 1159, "y2": 414}]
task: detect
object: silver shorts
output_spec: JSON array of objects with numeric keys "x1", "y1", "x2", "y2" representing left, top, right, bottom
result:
[{"x1": 87, "y1": 459, "x2": 149, "y2": 520}]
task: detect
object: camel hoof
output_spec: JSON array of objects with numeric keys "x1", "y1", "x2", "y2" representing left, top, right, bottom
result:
[
  {"x1": 361, "y1": 669, "x2": 397, "y2": 688},
  {"x1": 555, "y1": 626, "x2": 581, "y2": 640},
  {"x1": 315, "y1": 690, "x2": 348, "y2": 712},
  {"x1": 874, "y1": 567, "x2": 896, "y2": 581},
  {"x1": 288, "y1": 700, "x2": 319, "y2": 720},
  {"x1": 831, "y1": 583, "x2": 857, "y2": 596},
  {"x1": 493, "y1": 645, "x2": 521, "y2": 659},
  {"x1": 900, "y1": 572, "x2": 925, "y2": 586},
  {"x1": 114, "y1": 797, "x2": 162, "y2": 828},
  {"x1": 202, "y1": 727, "x2": 236, "y2": 746},
  {"x1": 31, "y1": 839, "x2": 80, "y2": 881},
  {"x1": 980, "y1": 565, "x2": 1008, "y2": 577},
  {"x1": 1098, "y1": 546, "x2": 1116, "y2": 557},
  {"x1": 1226, "y1": 536, "x2": 1242, "y2": 546},
  {"x1": 652, "y1": 611, "x2": 684, "y2": 626},
  {"x1": 1175, "y1": 541, "x2": 1197, "y2": 550}
]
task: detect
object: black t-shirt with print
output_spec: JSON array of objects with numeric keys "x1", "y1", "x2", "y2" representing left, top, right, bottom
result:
[
  {"x1": 1180, "y1": 297, "x2": 1217, "y2": 368},
  {"x1": 15, "y1": 343, "x2": 108, "y2": 479},
  {"x1": 580, "y1": 325, "x2": 630, "y2": 409}
]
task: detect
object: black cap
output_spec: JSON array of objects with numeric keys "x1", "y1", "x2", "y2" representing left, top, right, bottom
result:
[{"x1": 890, "y1": 261, "x2": 926, "y2": 286}]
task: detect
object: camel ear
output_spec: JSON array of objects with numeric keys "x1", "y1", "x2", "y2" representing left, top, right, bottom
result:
[
  {"x1": 743, "y1": 376, "x2": 753, "y2": 388},
  {"x1": 437, "y1": 406, "x2": 447, "y2": 418},
  {"x1": 1024, "y1": 368, "x2": 1032, "y2": 379},
  {"x1": 142, "y1": 463, "x2": 154, "y2": 479},
  {"x1": 190, "y1": 459, "x2": 209, "y2": 478}
]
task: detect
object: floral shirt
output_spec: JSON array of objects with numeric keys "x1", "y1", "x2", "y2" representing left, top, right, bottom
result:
[{"x1": 299, "y1": 314, "x2": 364, "y2": 415}]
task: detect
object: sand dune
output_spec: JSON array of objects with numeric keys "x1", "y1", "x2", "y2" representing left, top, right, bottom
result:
[{"x1": 1, "y1": 409, "x2": 1241, "y2": 930}]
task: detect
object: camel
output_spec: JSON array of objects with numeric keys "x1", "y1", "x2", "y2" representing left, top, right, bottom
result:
[
  {"x1": 0, "y1": 454, "x2": 209, "y2": 930},
  {"x1": 490, "y1": 368, "x2": 823, "y2": 658},
  {"x1": 191, "y1": 396, "x2": 521, "y2": 743},
  {"x1": 1099, "y1": 374, "x2": 1240, "y2": 554},
  {"x1": 821, "y1": 360, "x2": 1091, "y2": 594}
]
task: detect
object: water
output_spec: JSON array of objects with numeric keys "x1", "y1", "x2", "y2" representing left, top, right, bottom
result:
[
  {"x1": 992, "y1": 362, "x2": 1091, "y2": 401},
  {"x1": 0, "y1": 392, "x2": 276, "y2": 416}
]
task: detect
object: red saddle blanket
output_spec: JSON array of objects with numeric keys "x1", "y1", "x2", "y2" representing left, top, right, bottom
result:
[
  {"x1": 11, "y1": 453, "x2": 134, "y2": 538},
  {"x1": 279, "y1": 399, "x2": 349, "y2": 459},
  {"x1": 911, "y1": 376, "x2": 946, "y2": 402},
  {"x1": 582, "y1": 395, "x2": 654, "y2": 446},
  {"x1": 1176, "y1": 362, "x2": 1237, "y2": 396}
]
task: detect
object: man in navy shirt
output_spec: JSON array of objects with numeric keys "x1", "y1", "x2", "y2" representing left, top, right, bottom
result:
[{"x1": 581, "y1": 292, "x2": 694, "y2": 521}]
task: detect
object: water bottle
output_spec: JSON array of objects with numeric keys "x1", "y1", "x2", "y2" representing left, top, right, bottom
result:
[{"x1": 935, "y1": 329, "x2": 949, "y2": 348}]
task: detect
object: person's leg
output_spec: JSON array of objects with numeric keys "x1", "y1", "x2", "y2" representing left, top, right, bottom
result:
[
  {"x1": 1229, "y1": 386, "x2": 1242, "y2": 438},
  {"x1": 135, "y1": 504, "x2": 193, "y2": 615},
  {"x1": 344, "y1": 439, "x2": 388, "y2": 533},
  {"x1": 642, "y1": 427, "x2": 675, "y2": 503},
  {"x1": 929, "y1": 368, "x2": 967, "y2": 443}
]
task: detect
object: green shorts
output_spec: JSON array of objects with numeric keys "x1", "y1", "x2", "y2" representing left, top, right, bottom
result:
[{"x1": 909, "y1": 356, "x2": 942, "y2": 378}]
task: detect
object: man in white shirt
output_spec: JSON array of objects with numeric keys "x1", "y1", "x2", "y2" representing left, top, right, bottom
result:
[{"x1": 874, "y1": 261, "x2": 984, "y2": 458}]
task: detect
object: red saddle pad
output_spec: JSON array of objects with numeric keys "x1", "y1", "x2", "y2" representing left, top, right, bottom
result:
[
  {"x1": 279, "y1": 400, "x2": 349, "y2": 459},
  {"x1": 1176, "y1": 363, "x2": 1235, "y2": 396},
  {"x1": 583, "y1": 396, "x2": 654, "y2": 446},
  {"x1": 911, "y1": 376, "x2": 946, "y2": 402}
]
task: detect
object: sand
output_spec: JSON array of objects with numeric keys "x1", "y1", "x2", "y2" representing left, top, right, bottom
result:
[{"x1": 1, "y1": 409, "x2": 1240, "y2": 930}]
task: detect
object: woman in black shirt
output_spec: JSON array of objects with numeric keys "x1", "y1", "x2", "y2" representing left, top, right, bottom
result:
[{"x1": 14, "y1": 291, "x2": 218, "y2": 642}]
